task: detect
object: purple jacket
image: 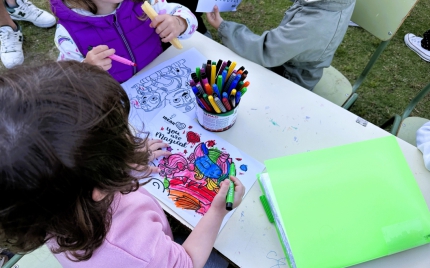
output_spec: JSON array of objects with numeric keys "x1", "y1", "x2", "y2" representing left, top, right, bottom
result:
[{"x1": 51, "y1": 0, "x2": 163, "y2": 83}]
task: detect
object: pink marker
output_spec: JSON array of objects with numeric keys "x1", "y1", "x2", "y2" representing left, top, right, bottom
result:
[
  {"x1": 87, "y1": 46, "x2": 136, "y2": 67},
  {"x1": 108, "y1": 54, "x2": 137, "y2": 67}
]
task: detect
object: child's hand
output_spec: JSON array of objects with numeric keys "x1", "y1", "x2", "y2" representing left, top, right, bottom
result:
[
  {"x1": 211, "y1": 176, "x2": 245, "y2": 215},
  {"x1": 150, "y1": 15, "x2": 187, "y2": 43},
  {"x1": 83, "y1": 45, "x2": 115, "y2": 71},
  {"x1": 147, "y1": 139, "x2": 171, "y2": 173},
  {"x1": 206, "y1": 5, "x2": 224, "y2": 30}
]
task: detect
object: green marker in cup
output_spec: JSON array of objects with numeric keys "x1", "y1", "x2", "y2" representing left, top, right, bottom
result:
[{"x1": 226, "y1": 162, "x2": 236, "y2": 211}]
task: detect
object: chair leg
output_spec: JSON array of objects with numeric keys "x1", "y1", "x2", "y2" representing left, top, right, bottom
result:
[
  {"x1": 380, "y1": 115, "x2": 402, "y2": 135},
  {"x1": 342, "y1": 93, "x2": 358, "y2": 110}
]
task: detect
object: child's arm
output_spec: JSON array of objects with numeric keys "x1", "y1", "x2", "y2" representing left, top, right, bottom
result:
[
  {"x1": 148, "y1": 0, "x2": 198, "y2": 42},
  {"x1": 55, "y1": 24, "x2": 85, "y2": 62},
  {"x1": 417, "y1": 121, "x2": 430, "y2": 171},
  {"x1": 55, "y1": 24, "x2": 116, "y2": 70},
  {"x1": 182, "y1": 176, "x2": 245, "y2": 268}
]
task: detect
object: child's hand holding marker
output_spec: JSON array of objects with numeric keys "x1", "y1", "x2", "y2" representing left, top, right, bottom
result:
[
  {"x1": 142, "y1": 1, "x2": 183, "y2": 49},
  {"x1": 86, "y1": 46, "x2": 137, "y2": 70},
  {"x1": 84, "y1": 45, "x2": 115, "y2": 71},
  {"x1": 210, "y1": 175, "x2": 245, "y2": 213}
]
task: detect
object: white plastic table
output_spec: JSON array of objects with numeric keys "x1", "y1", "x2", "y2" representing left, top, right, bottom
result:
[{"x1": 138, "y1": 32, "x2": 430, "y2": 268}]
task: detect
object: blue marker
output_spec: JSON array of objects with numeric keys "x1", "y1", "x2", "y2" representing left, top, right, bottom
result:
[
  {"x1": 235, "y1": 91, "x2": 242, "y2": 106},
  {"x1": 227, "y1": 74, "x2": 241, "y2": 94},
  {"x1": 212, "y1": 84, "x2": 220, "y2": 98},
  {"x1": 221, "y1": 70, "x2": 227, "y2": 90},
  {"x1": 191, "y1": 86, "x2": 199, "y2": 96}
]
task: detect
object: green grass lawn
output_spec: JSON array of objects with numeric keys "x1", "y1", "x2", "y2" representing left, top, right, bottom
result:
[{"x1": 1, "y1": 0, "x2": 429, "y2": 126}]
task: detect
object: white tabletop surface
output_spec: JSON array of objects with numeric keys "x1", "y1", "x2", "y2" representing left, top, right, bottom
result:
[{"x1": 137, "y1": 33, "x2": 430, "y2": 268}]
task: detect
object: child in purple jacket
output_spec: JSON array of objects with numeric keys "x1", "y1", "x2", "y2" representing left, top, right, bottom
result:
[{"x1": 51, "y1": 0, "x2": 198, "y2": 83}]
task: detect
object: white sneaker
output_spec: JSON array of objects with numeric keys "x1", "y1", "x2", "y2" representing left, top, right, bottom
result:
[
  {"x1": 0, "y1": 24, "x2": 24, "y2": 69},
  {"x1": 6, "y1": 0, "x2": 56, "y2": 28},
  {"x1": 404, "y1": 33, "x2": 430, "y2": 62}
]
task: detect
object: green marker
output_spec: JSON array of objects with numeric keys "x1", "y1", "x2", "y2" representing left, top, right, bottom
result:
[
  {"x1": 196, "y1": 67, "x2": 201, "y2": 80},
  {"x1": 226, "y1": 162, "x2": 236, "y2": 211}
]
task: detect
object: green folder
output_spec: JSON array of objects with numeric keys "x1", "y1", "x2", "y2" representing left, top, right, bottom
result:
[{"x1": 259, "y1": 136, "x2": 430, "y2": 268}]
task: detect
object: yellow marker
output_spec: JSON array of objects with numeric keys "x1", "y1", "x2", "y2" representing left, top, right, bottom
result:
[
  {"x1": 211, "y1": 64, "x2": 216, "y2": 86},
  {"x1": 230, "y1": 89, "x2": 237, "y2": 97},
  {"x1": 142, "y1": 1, "x2": 183, "y2": 49},
  {"x1": 208, "y1": 95, "x2": 221, "y2": 113},
  {"x1": 226, "y1": 61, "x2": 237, "y2": 81}
]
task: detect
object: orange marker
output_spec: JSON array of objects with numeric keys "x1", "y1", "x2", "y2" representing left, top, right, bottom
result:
[{"x1": 204, "y1": 83, "x2": 214, "y2": 95}]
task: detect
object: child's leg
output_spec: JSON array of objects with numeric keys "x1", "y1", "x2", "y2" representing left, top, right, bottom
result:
[
  {"x1": 422, "y1": 29, "x2": 430, "y2": 50},
  {"x1": 0, "y1": 4, "x2": 15, "y2": 28},
  {"x1": 0, "y1": 3, "x2": 24, "y2": 69},
  {"x1": 404, "y1": 31, "x2": 430, "y2": 62}
]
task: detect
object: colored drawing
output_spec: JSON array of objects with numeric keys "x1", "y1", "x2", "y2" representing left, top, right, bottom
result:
[
  {"x1": 144, "y1": 104, "x2": 264, "y2": 228},
  {"x1": 157, "y1": 142, "x2": 233, "y2": 215}
]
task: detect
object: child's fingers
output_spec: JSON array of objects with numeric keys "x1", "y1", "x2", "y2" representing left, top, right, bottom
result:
[
  {"x1": 229, "y1": 175, "x2": 245, "y2": 199},
  {"x1": 151, "y1": 149, "x2": 171, "y2": 160},
  {"x1": 217, "y1": 179, "x2": 230, "y2": 197},
  {"x1": 98, "y1": 48, "x2": 116, "y2": 59},
  {"x1": 92, "y1": 45, "x2": 109, "y2": 53},
  {"x1": 148, "y1": 139, "x2": 170, "y2": 150},
  {"x1": 150, "y1": 15, "x2": 164, "y2": 28}
]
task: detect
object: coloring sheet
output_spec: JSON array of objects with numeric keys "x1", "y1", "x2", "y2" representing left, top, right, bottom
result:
[
  {"x1": 196, "y1": 0, "x2": 242, "y2": 12},
  {"x1": 122, "y1": 48, "x2": 207, "y2": 131},
  {"x1": 144, "y1": 105, "x2": 264, "y2": 228}
]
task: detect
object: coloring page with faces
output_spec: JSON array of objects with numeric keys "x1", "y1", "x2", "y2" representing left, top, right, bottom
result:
[
  {"x1": 122, "y1": 48, "x2": 207, "y2": 132},
  {"x1": 196, "y1": 0, "x2": 242, "y2": 12}
]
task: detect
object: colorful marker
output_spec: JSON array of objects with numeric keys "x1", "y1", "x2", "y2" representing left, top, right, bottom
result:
[
  {"x1": 226, "y1": 61, "x2": 237, "y2": 81},
  {"x1": 214, "y1": 96, "x2": 226, "y2": 113},
  {"x1": 196, "y1": 67, "x2": 201, "y2": 80},
  {"x1": 208, "y1": 95, "x2": 221, "y2": 113},
  {"x1": 217, "y1": 75, "x2": 223, "y2": 94},
  {"x1": 240, "y1": 87, "x2": 248, "y2": 96},
  {"x1": 235, "y1": 91, "x2": 242, "y2": 106},
  {"x1": 204, "y1": 83, "x2": 214, "y2": 95},
  {"x1": 212, "y1": 84, "x2": 220, "y2": 97},
  {"x1": 222, "y1": 92, "x2": 232, "y2": 111},
  {"x1": 226, "y1": 162, "x2": 236, "y2": 211},
  {"x1": 218, "y1": 61, "x2": 227, "y2": 76},
  {"x1": 216, "y1": 59, "x2": 223, "y2": 74},
  {"x1": 211, "y1": 64, "x2": 216, "y2": 86},
  {"x1": 88, "y1": 46, "x2": 136, "y2": 66}
]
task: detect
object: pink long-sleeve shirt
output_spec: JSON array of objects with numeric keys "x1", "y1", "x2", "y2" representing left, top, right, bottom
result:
[{"x1": 49, "y1": 187, "x2": 193, "y2": 267}]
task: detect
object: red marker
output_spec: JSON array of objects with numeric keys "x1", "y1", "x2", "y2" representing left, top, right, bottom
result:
[{"x1": 87, "y1": 46, "x2": 136, "y2": 67}]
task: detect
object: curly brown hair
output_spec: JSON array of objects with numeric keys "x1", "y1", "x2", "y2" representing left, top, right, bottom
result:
[{"x1": 0, "y1": 61, "x2": 152, "y2": 261}]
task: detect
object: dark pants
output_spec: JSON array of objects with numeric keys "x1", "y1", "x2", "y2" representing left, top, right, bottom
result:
[{"x1": 422, "y1": 29, "x2": 430, "y2": 50}]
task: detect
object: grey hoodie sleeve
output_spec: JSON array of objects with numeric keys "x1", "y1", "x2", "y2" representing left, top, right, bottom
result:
[{"x1": 217, "y1": 19, "x2": 311, "y2": 68}]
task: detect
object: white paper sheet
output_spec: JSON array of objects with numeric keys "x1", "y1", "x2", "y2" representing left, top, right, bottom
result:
[
  {"x1": 142, "y1": 105, "x2": 264, "y2": 228},
  {"x1": 122, "y1": 48, "x2": 207, "y2": 132},
  {"x1": 196, "y1": 0, "x2": 242, "y2": 12}
]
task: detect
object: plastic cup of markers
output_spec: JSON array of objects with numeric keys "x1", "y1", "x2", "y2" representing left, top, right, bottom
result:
[{"x1": 196, "y1": 104, "x2": 240, "y2": 132}]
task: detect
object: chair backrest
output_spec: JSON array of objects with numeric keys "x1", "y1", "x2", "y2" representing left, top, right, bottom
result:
[
  {"x1": 3, "y1": 245, "x2": 61, "y2": 268},
  {"x1": 351, "y1": 0, "x2": 419, "y2": 41}
]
